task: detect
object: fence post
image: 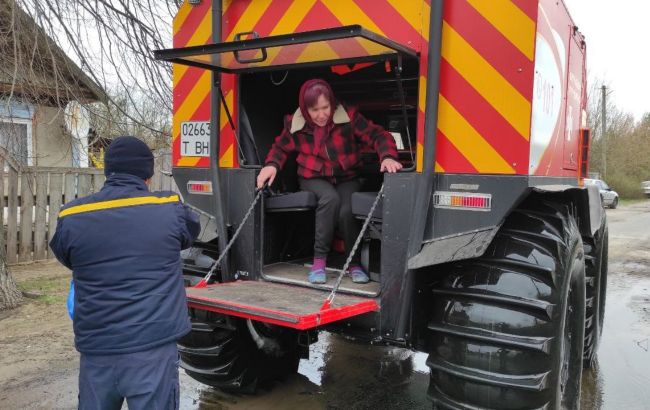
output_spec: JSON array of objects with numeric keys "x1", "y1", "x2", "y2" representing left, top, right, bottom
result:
[
  {"x1": 48, "y1": 173, "x2": 63, "y2": 259},
  {"x1": 77, "y1": 173, "x2": 92, "y2": 197},
  {"x1": 19, "y1": 171, "x2": 34, "y2": 262},
  {"x1": 0, "y1": 156, "x2": 4, "y2": 235},
  {"x1": 6, "y1": 167, "x2": 18, "y2": 264},
  {"x1": 64, "y1": 172, "x2": 76, "y2": 204},
  {"x1": 93, "y1": 173, "x2": 106, "y2": 193},
  {"x1": 34, "y1": 172, "x2": 48, "y2": 261}
]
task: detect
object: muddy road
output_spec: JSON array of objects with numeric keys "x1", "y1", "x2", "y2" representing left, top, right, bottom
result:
[{"x1": 1, "y1": 201, "x2": 649, "y2": 409}]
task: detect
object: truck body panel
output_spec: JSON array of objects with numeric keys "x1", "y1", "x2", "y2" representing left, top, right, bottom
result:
[{"x1": 170, "y1": 0, "x2": 584, "y2": 180}]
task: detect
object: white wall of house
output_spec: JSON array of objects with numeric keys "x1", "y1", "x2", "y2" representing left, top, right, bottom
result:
[{"x1": 32, "y1": 105, "x2": 73, "y2": 167}]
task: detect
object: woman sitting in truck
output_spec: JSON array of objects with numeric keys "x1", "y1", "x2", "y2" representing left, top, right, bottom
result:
[{"x1": 256, "y1": 78, "x2": 402, "y2": 284}]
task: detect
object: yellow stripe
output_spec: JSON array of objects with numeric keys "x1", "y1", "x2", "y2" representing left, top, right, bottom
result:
[
  {"x1": 224, "y1": 0, "x2": 273, "y2": 41},
  {"x1": 296, "y1": 42, "x2": 339, "y2": 64},
  {"x1": 442, "y1": 22, "x2": 531, "y2": 139},
  {"x1": 386, "y1": 0, "x2": 425, "y2": 39},
  {"x1": 416, "y1": 141, "x2": 444, "y2": 173},
  {"x1": 321, "y1": 0, "x2": 384, "y2": 35},
  {"x1": 417, "y1": 76, "x2": 426, "y2": 173},
  {"x1": 219, "y1": 144, "x2": 234, "y2": 167},
  {"x1": 421, "y1": 2, "x2": 431, "y2": 42},
  {"x1": 438, "y1": 96, "x2": 515, "y2": 174},
  {"x1": 172, "y1": 2, "x2": 214, "y2": 86},
  {"x1": 467, "y1": 0, "x2": 536, "y2": 61},
  {"x1": 186, "y1": 6, "x2": 212, "y2": 47},
  {"x1": 173, "y1": 70, "x2": 211, "y2": 142},
  {"x1": 263, "y1": 0, "x2": 318, "y2": 65},
  {"x1": 219, "y1": 89, "x2": 234, "y2": 132},
  {"x1": 59, "y1": 195, "x2": 180, "y2": 218},
  {"x1": 173, "y1": 2, "x2": 192, "y2": 36},
  {"x1": 222, "y1": 0, "x2": 232, "y2": 14},
  {"x1": 216, "y1": 0, "x2": 273, "y2": 68},
  {"x1": 173, "y1": 64, "x2": 189, "y2": 92},
  {"x1": 269, "y1": 0, "x2": 317, "y2": 35},
  {"x1": 177, "y1": 157, "x2": 201, "y2": 167},
  {"x1": 418, "y1": 75, "x2": 427, "y2": 115},
  {"x1": 416, "y1": 142, "x2": 423, "y2": 172},
  {"x1": 320, "y1": 0, "x2": 388, "y2": 56}
]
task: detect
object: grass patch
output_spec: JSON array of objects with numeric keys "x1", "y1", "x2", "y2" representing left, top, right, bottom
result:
[
  {"x1": 620, "y1": 198, "x2": 648, "y2": 206},
  {"x1": 18, "y1": 276, "x2": 68, "y2": 293},
  {"x1": 36, "y1": 294, "x2": 67, "y2": 305},
  {"x1": 18, "y1": 276, "x2": 69, "y2": 306}
]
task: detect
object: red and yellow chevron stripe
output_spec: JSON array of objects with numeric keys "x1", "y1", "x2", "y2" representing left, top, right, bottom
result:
[
  {"x1": 173, "y1": 0, "x2": 240, "y2": 168},
  {"x1": 173, "y1": 0, "x2": 536, "y2": 175},
  {"x1": 435, "y1": 0, "x2": 536, "y2": 174}
]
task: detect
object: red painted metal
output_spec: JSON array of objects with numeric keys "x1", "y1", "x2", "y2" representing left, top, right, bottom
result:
[{"x1": 186, "y1": 281, "x2": 379, "y2": 330}]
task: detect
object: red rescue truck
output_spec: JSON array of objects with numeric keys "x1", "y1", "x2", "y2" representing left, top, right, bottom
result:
[{"x1": 155, "y1": 1, "x2": 607, "y2": 407}]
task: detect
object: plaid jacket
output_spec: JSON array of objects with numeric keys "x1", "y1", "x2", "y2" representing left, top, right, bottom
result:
[{"x1": 265, "y1": 104, "x2": 398, "y2": 182}]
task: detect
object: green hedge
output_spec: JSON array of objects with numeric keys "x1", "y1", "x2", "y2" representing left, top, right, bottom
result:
[{"x1": 605, "y1": 174, "x2": 646, "y2": 199}]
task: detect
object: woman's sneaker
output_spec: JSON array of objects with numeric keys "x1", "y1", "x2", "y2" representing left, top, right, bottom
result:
[
  {"x1": 308, "y1": 268, "x2": 327, "y2": 284},
  {"x1": 348, "y1": 266, "x2": 370, "y2": 283}
]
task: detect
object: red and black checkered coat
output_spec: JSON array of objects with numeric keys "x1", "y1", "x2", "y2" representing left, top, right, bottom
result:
[{"x1": 265, "y1": 104, "x2": 398, "y2": 183}]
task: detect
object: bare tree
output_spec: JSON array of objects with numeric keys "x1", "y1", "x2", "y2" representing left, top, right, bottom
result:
[
  {"x1": 0, "y1": 153, "x2": 23, "y2": 311},
  {"x1": 587, "y1": 79, "x2": 650, "y2": 197},
  {"x1": 1, "y1": 0, "x2": 179, "y2": 305},
  {"x1": 0, "y1": 240, "x2": 23, "y2": 310},
  {"x1": 14, "y1": 0, "x2": 179, "y2": 143}
]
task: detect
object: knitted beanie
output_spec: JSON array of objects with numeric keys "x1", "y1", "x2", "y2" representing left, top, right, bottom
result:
[{"x1": 104, "y1": 136, "x2": 154, "y2": 180}]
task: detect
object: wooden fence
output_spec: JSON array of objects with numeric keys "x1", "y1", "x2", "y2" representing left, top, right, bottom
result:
[{"x1": 1, "y1": 155, "x2": 177, "y2": 264}]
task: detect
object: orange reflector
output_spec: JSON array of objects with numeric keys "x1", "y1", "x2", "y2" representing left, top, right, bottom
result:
[
  {"x1": 187, "y1": 181, "x2": 213, "y2": 195},
  {"x1": 433, "y1": 191, "x2": 491, "y2": 211}
]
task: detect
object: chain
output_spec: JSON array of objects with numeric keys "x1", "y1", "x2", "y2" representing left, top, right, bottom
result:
[
  {"x1": 323, "y1": 184, "x2": 384, "y2": 308},
  {"x1": 195, "y1": 187, "x2": 264, "y2": 287}
]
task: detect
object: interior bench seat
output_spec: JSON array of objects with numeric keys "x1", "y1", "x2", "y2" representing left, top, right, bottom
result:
[
  {"x1": 265, "y1": 191, "x2": 317, "y2": 212},
  {"x1": 351, "y1": 191, "x2": 382, "y2": 220}
]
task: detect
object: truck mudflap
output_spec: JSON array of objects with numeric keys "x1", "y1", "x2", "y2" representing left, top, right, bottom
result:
[{"x1": 186, "y1": 281, "x2": 378, "y2": 330}]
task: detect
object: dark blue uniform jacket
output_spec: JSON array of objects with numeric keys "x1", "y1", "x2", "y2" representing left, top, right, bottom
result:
[{"x1": 50, "y1": 173, "x2": 200, "y2": 355}]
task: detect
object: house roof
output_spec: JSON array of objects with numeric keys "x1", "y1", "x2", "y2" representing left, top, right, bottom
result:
[{"x1": 0, "y1": 0, "x2": 106, "y2": 104}]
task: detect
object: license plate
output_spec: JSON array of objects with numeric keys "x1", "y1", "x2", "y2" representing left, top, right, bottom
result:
[{"x1": 180, "y1": 121, "x2": 210, "y2": 157}]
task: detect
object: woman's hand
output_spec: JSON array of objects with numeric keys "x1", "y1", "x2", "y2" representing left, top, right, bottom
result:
[
  {"x1": 257, "y1": 165, "x2": 278, "y2": 189},
  {"x1": 380, "y1": 158, "x2": 403, "y2": 173}
]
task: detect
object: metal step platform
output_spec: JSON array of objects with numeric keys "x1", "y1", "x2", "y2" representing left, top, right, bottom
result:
[
  {"x1": 262, "y1": 262, "x2": 380, "y2": 297},
  {"x1": 186, "y1": 280, "x2": 379, "y2": 330}
]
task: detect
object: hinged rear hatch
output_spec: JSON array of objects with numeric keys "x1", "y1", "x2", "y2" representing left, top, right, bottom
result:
[{"x1": 154, "y1": 24, "x2": 417, "y2": 73}]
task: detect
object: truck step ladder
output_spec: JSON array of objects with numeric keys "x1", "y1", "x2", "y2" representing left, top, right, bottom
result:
[{"x1": 186, "y1": 280, "x2": 378, "y2": 330}]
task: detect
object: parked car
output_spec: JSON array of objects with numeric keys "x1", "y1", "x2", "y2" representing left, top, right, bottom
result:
[
  {"x1": 642, "y1": 181, "x2": 650, "y2": 198},
  {"x1": 585, "y1": 178, "x2": 619, "y2": 208}
]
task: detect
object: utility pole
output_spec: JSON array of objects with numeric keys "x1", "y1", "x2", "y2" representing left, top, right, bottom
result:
[{"x1": 601, "y1": 85, "x2": 607, "y2": 179}]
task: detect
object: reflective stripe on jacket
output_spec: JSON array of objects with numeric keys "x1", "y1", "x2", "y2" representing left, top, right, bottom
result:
[{"x1": 50, "y1": 173, "x2": 200, "y2": 355}]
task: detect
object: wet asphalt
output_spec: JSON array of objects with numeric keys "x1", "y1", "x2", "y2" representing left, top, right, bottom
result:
[{"x1": 179, "y1": 201, "x2": 650, "y2": 410}]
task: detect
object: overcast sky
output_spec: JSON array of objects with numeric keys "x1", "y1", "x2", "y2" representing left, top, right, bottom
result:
[{"x1": 565, "y1": 0, "x2": 649, "y2": 120}]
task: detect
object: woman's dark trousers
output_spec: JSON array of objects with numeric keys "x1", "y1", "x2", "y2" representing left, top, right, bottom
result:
[{"x1": 299, "y1": 177, "x2": 362, "y2": 263}]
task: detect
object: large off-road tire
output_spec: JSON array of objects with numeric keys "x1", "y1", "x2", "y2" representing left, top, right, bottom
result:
[
  {"x1": 178, "y1": 308, "x2": 300, "y2": 393},
  {"x1": 426, "y1": 199, "x2": 586, "y2": 409},
  {"x1": 582, "y1": 221, "x2": 608, "y2": 368}
]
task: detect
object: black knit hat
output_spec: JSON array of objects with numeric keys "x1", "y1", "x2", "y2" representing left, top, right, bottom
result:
[{"x1": 104, "y1": 136, "x2": 154, "y2": 180}]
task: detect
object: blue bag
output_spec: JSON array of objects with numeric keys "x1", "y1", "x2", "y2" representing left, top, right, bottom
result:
[{"x1": 67, "y1": 280, "x2": 74, "y2": 320}]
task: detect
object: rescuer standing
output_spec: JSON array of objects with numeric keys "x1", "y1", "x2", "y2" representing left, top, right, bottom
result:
[{"x1": 50, "y1": 136, "x2": 200, "y2": 410}]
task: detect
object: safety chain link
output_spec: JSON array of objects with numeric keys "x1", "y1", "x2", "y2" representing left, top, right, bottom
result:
[
  {"x1": 324, "y1": 184, "x2": 384, "y2": 306},
  {"x1": 197, "y1": 187, "x2": 264, "y2": 286}
]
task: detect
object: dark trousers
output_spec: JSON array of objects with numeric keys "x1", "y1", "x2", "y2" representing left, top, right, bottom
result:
[
  {"x1": 79, "y1": 342, "x2": 180, "y2": 410},
  {"x1": 299, "y1": 177, "x2": 362, "y2": 263}
]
